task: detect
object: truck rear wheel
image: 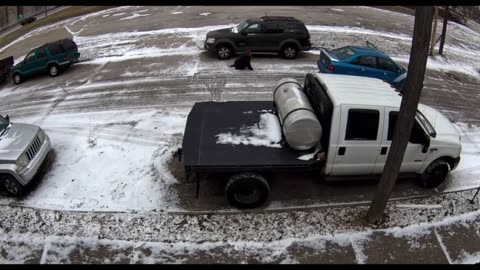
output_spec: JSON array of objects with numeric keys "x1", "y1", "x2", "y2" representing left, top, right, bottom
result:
[
  {"x1": 225, "y1": 172, "x2": 270, "y2": 209},
  {"x1": 1, "y1": 175, "x2": 24, "y2": 197},
  {"x1": 417, "y1": 159, "x2": 450, "y2": 188}
]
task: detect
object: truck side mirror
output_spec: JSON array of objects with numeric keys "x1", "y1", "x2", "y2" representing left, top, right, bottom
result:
[{"x1": 5, "y1": 115, "x2": 9, "y2": 122}]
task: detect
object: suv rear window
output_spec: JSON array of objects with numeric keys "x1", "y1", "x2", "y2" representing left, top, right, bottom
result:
[
  {"x1": 62, "y1": 39, "x2": 77, "y2": 50},
  {"x1": 329, "y1": 47, "x2": 355, "y2": 61},
  {"x1": 263, "y1": 22, "x2": 284, "y2": 33},
  {"x1": 286, "y1": 22, "x2": 307, "y2": 33},
  {"x1": 48, "y1": 44, "x2": 65, "y2": 55}
]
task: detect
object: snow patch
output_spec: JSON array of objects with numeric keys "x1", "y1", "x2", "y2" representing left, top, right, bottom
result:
[
  {"x1": 118, "y1": 13, "x2": 151, "y2": 21},
  {"x1": 170, "y1": 12, "x2": 183, "y2": 15},
  {"x1": 216, "y1": 113, "x2": 282, "y2": 148},
  {"x1": 200, "y1": 13, "x2": 211, "y2": 16},
  {"x1": 330, "y1": 8, "x2": 344, "y2": 12}
]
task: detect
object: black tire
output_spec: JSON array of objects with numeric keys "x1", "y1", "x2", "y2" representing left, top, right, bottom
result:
[
  {"x1": 48, "y1": 64, "x2": 60, "y2": 77},
  {"x1": 12, "y1": 73, "x2": 22, "y2": 84},
  {"x1": 2, "y1": 175, "x2": 24, "y2": 197},
  {"x1": 216, "y1": 44, "x2": 233, "y2": 60},
  {"x1": 281, "y1": 44, "x2": 298, "y2": 59},
  {"x1": 225, "y1": 172, "x2": 270, "y2": 209},
  {"x1": 417, "y1": 159, "x2": 450, "y2": 188}
]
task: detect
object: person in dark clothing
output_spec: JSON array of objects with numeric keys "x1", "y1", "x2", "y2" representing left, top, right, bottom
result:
[{"x1": 229, "y1": 50, "x2": 253, "y2": 71}]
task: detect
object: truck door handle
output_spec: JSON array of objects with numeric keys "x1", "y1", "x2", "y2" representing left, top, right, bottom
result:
[
  {"x1": 338, "y1": 147, "x2": 346, "y2": 155},
  {"x1": 380, "y1": 147, "x2": 388, "y2": 155}
]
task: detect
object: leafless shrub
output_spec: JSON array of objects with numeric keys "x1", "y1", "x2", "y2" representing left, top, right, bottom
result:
[{"x1": 202, "y1": 77, "x2": 226, "y2": 102}]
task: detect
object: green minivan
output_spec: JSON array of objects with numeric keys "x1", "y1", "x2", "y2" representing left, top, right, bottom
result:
[{"x1": 10, "y1": 38, "x2": 80, "y2": 85}]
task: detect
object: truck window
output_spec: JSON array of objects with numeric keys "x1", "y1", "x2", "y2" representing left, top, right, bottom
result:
[
  {"x1": 388, "y1": 112, "x2": 425, "y2": 144},
  {"x1": 345, "y1": 109, "x2": 379, "y2": 140}
]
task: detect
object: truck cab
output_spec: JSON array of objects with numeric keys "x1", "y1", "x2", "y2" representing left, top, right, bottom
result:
[
  {"x1": 180, "y1": 73, "x2": 462, "y2": 209},
  {"x1": 306, "y1": 73, "x2": 461, "y2": 182}
]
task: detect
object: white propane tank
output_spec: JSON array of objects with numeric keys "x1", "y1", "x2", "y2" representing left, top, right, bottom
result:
[{"x1": 273, "y1": 78, "x2": 322, "y2": 150}]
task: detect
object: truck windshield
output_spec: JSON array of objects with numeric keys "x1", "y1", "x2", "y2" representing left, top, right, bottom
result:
[
  {"x1": 416, "y1": 110, "x2": 436, "y2": 138},
  {"x1": 233, "y1": 21, "x2": 249, "y2": 33}
]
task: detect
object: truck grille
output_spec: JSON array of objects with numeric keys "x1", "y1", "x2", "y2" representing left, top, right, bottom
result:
[{"x1": 26, "y1": 135, "x2": 42, "y2": 161}]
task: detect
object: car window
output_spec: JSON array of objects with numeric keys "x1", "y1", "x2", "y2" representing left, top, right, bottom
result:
[
  {"x1": 244, "y1": 23, "x2": 261, "y2": 33},
  {"x1": 37, "y1": 48, "x2": 47, "y2": 59},
  {"x1": 345, "y1": 109, "x2": 379, "y2": 141},
  {"x1": 263, "y1": 22, "x2": 284, "y2": 33},
  {"x1": 388, "y1": 112, "x2": 425, "y2": 143},
  {"x1": 377, "y1": 57, "x2": 398, "y2": 73},
  {"x1": 48, "y1": 44, "x2": 65, "y2": 55},
  {"x1": 24, "y1": 51, "x2": 36, "y2": 62},
  {"x1": 351, "y1": 56, "x2": 377, "y2": 68},
  {"x1": 329, "y1": 47, "x2": 355, "y2": 61}
]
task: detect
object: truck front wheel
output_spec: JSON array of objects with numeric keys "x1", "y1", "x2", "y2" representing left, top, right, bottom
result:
[
  {"x1": 417, "y1": 159, "x2": 450, "y2": 188},
  {"x1": 1, "y1": 175, "x2": 24, "y2": 196},
  {"x1": 225, "y1": 172, "x2": 270, "y2": 209}
]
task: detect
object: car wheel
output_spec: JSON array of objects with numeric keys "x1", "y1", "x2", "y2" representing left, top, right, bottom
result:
[
  {"x1": 216, "y1": 44, "x2": 233, "y2": 60},
  {"x1": 12, "y1": 73, "x2": 22, "y2": 84},
  {"x1": 2, "y1": 175, "x2": 24, "y2": 197},
  {"x1": 225, "y1": 172, "x2": 270, "y2": 209},
  {"x1": 49, "y1": 65, "x2": 59, "y2": 77},
  {"x1": 417, "y1": 159, "x2": 450, "y2": 188},
  {"x1": 282, "y1": 44, "x2": 298, "y2": 59}
]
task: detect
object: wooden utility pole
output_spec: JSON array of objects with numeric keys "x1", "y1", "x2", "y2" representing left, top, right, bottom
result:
[
  {"x1": 430, "y1": 6, "x2": 439, "y2": 56},
  {"x1": 439, "y1": 6, "x2": 449, "y2": 55},
  {"x1": 367, "y1": 6, "x2": 435, "y2": 224}
]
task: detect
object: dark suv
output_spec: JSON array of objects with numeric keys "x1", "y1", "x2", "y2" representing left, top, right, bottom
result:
[
  {"x1": 204, "y1": 16, "x2": 311, "y2": 60},
  {"x1": 10, "y1": 38, "x2": 80, "y2": 84}
]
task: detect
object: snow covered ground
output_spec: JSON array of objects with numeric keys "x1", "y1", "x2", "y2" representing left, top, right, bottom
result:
[
  {"x1": 0, "y1": 6, "x2": 479, "y2": 214},
  {"x1": 0, "y1": 6, "x2": 480, "y2": 263}
]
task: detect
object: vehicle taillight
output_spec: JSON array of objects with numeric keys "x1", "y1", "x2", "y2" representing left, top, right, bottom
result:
[{"x1": 328, "y1": 65, "x2": 335, "y2": 71}]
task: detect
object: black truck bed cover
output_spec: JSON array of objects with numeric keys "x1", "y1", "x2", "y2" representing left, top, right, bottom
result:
[{"x1": 183, "y1": 101, "x2": 321, "y2": 172}]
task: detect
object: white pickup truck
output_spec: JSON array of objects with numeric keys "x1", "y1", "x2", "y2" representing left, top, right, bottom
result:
[{"x1": 180, "y1": 73, "x2": 462, "y2": 209}]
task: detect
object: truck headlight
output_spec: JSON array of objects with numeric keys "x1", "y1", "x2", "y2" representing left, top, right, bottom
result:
[
  {"x1": 16, "y1": 153, "x2": 29, "y2": 172},
  {"x1": 206, "y1": 38, "x2": 215, "y2": 44}
]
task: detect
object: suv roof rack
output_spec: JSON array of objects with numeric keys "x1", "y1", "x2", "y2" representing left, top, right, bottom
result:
[{"x1": 260, "y1": 16, "x2": 299, "y2": 22}]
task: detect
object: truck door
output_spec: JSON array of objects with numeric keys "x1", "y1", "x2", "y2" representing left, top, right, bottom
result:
[
  {"x1": 331, "y1": 105, "x2": 383, "y2": 176},
  {"x1": 373, "y1": 107, "x2": 428, "y2": 174}
]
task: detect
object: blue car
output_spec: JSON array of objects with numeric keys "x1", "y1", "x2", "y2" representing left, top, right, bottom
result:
[{"x1": 317, "y1": 45, "x2": 407, "y2": 90}]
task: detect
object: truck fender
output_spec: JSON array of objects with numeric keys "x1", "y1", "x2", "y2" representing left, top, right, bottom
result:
[
  {"x1": 418, "y1": 156, "x2": 456, "y2": 175},
  {"x1": 279, "y1": 39, "x2": 301, "y2": 51},
  {"x1": 0, "y1": 165, "x2": 26, "y2": 185}
]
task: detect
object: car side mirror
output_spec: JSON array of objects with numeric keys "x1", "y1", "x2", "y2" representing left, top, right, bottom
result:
[
  {"x1": 5, "y1": 115, "x2": 10, "y2": 122},
  {"x1": 421, "y1": 135, "x2": 430, "y2": 153},
  {"x1": 241, "y1": 31, "x2": 247, "y2": 36}
]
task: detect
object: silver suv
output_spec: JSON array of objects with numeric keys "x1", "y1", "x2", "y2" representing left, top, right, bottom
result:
[{"x1": 0, "y1": 115, "x2": 51, "y2": 196}]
